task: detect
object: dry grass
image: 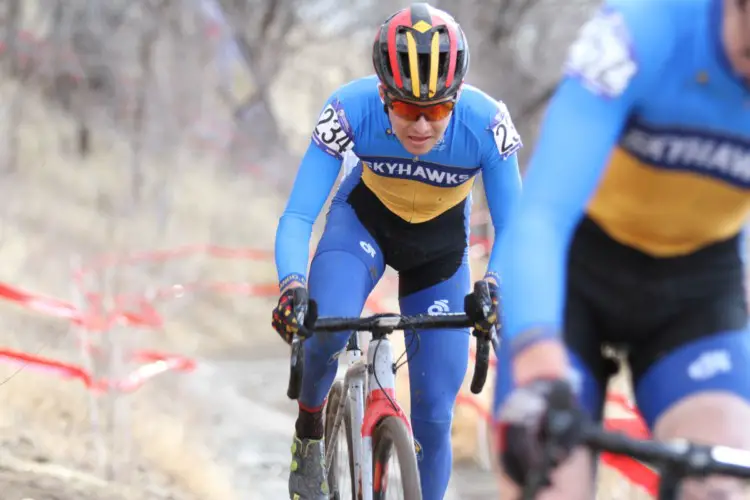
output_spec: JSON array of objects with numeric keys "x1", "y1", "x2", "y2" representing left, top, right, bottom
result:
[{"x1": 0, "y1": 80, "x2": 283, "y2": 498}]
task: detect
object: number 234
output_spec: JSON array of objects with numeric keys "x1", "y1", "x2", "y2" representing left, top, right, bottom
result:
[{"x1": 315, "y1": 106, "x2": 353, "y2": 154}]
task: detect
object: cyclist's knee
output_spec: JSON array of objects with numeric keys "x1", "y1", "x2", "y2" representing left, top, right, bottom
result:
[
  {"x1": 652, "y1": 391, "x2": 750, "y2": 447},
  {"x1": 304, "y1": 330, "x2": 351, "y2": 361},
  {"x1": 306, "y1": 248, "x2": 378, "y2": 361},
  {"x1": 309, "y1": 250, "x2": 378, "y2": 313},
  {"x1": 653, "y1": 393, "x2": 750, "y2": 499},
  {"x1": 636, "y1": 330, "x2": 750, "y2": 498},
  {"x1": 496, "y1": 448, "x2": 594, "y2": 500}
]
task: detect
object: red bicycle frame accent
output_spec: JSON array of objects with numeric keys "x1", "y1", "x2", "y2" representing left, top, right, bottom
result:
[{"x1": 361, "y1": 388, "x2": 412, "y2": 439}]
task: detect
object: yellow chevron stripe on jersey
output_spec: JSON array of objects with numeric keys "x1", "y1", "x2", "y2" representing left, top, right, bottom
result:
[
  {"x1": 587, "y1": 146, "x2": 750, "y2": 256},
  {"x1": 362, "y1": 166, "x2": 475, "y2": 223}
]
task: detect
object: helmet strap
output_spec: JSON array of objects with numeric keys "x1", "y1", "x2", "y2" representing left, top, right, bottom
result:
[{"x1": 378, "y1": 84, "x2": 390, "y2": 115}]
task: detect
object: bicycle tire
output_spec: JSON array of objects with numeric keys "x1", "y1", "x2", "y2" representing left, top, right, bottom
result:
[
  {"x1": 372, "y1": 416, "x2": 422, "y2": 500},
  {"x1": 325, "y1": 381, "x2": 355, "y2": 500}
]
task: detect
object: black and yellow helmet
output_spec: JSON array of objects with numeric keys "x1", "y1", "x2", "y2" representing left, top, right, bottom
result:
[{"x1": 372, "y1": 3, "x2": 470, "y2": 102}]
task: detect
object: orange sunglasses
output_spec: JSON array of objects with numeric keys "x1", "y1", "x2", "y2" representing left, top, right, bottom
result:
[{"x1": 383, "y1": 92, "x2": 456, "y2": 122}]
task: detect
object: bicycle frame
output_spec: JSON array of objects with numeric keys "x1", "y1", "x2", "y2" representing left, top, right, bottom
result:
[
  {"x1": 326, "y1": 330, "x2": 413, "y2": 500},
  {"x1": 286, "y1": 312, "x2": 489, "y2": 498}
]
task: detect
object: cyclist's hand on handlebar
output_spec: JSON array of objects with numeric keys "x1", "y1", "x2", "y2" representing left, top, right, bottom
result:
[
  {"x1": 497, "y1": 378, "x2": 586, "y2": 487},
  {"x1": 271, "y1": 286, "x2": 318, "y2": 345},
  {"x1": 464, "y1": 279, "x2": 500, "y2": 336}
]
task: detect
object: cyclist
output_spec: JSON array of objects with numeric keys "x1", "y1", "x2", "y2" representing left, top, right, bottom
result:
[
  {"x1": 493, "y1": 0, "x2": 750, "y2": 498},
  {"x1": 271, "y1": 3, "x2": 520, "y2": 498}
]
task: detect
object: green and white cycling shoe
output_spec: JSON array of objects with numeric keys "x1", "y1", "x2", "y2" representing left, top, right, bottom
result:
[{"x1": 289, "y1": 434, "x2": 330, "y2": 500}]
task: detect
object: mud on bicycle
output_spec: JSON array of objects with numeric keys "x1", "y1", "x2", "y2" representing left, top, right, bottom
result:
[{"x1": 286, "y1": 312, "x2": 498, "y2": 499}]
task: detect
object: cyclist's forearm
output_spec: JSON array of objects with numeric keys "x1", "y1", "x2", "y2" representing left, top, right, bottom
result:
[
  {"x1": 275, "y1": 213, "x2": 314, "y2": 287},
  {"x1": 499, "y1": 206, "x2": 571, "y2": 346},
  {"x1": 483, "y1": 154, "x2": 522, "y2": 282}
]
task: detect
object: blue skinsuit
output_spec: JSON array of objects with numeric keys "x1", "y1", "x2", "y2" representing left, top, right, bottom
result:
[{"x1": 275, "y1": 75, "x2": 522, "y2": 498}]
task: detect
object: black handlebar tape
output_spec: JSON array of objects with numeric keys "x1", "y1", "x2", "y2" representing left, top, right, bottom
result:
[
  {"x1": 286, "y1": 340, "x2": 304, "y2": 400},
  {"x1": 470, "y1": 335, "x2": 490, "y2": 394}
]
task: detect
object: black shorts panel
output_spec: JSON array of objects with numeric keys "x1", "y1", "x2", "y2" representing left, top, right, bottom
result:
[
  {"x1": 346, "y1": 180, "x2": 468, "y2": 275},
  {"x1": 565, "y1": 216, "x2": 746, "y2": 398},
  {"x1": 397, "y1": 249, "x2": 466, "y2": 297},
  {"x1": 563, "y1": 274, "x2": 613, "y2": 421},
  {"x1": 626, "y1": 287, "x2": 747, "y2": 384}
]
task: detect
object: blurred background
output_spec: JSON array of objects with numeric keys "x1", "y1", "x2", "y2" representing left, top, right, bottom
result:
[{"x1": 0, "y1": 1, "x2": 646, "y2": 500}]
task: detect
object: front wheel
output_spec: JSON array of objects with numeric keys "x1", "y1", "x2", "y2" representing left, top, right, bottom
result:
[
  {"x1": 372, "y1": 416, "x2": 422, "y2": 500},
  {"x1": 325, "y1": 381, "x2": 355, "y2": 499}
]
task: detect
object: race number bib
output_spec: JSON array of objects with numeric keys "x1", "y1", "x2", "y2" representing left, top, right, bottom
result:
[
  {"x1": 312, "y1": 103, "x2": 354, "y2": 158},
  {"x1": 492, "y1": 103, "x2": 522, "y2": 160},
  {"x1": 564, "y1": 7, "x2": 638, "y2": 98}
]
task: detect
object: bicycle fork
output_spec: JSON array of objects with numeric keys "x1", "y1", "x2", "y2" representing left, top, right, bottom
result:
[
  {"x1": 326, "y1": 336, "x2": 412, "y2": 500},
  {"x1": 350, "y1": 365, "x2": 370, "y2": 500},
  {"x1": 326, "y1": 346, "x2": 373, "y2": 500},
  {"x1": 347, "y1": 347, "x2": 371, "y2": 500},
  {"x1": 362, "y1": 336, "x2": 412, "y2": 499}
]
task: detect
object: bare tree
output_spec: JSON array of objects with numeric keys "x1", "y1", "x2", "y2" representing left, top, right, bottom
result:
[{"x1": 0, "y1": 0, "x2": 29, "y2": 173}]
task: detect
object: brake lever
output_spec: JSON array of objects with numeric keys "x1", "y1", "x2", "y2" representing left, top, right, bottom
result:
[
  {"x1": 286, "y1": 336, "x2": 304, "y2": 400},
  {"x1": 470, "y1": 326, "x2": 492, "y2": 394}
]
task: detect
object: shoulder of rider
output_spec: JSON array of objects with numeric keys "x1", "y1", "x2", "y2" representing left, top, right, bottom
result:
[
  {"x1": 309, "y1": 75, "x2": 381, "y2": 161},
  {"x1": 454, "y1": 84, "x2": 523, "y2": 161}
]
